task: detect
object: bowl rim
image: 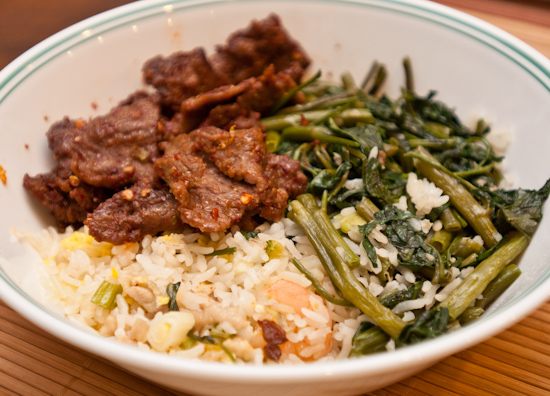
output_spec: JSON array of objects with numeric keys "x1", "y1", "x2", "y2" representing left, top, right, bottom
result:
[{"x1": 1, "y1": 0, "x2": 550, "y2": 384}]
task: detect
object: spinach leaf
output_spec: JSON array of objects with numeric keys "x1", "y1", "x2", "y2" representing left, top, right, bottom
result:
[
  {"x1": 397, "y1": 308, "x2": 450, "y2": 345},
  {"x1": 309, "y1": 162, "x2": 352, "y2": 195},
  {"x1": 358, "y1": 206, "x2": 414, "y2": 267},
  {"x1": 379, "y1": 281, "x2": 422, "y2": 309},
  {"x1": 498, "y1": 179, "x2": 550, "y2": 236},
  {"x1": 360, "y1": 94, "x2": 399, "y2": 123},
  {"x1": 384, "y1": 218, "x2": 439, "y2": 271},
  {"x1": 275, "y1": 140, "x2": 300, "y2": 157},
  {"x1": 476, "y1": 178, "x2": 550, "y2": 236},
  {"x1": 402, "y1": 90, "x2": 474, "y2": 138},
  {"x1": 331, "y1": 123, "x2": 385, "y2": 152},
  {"x1": 359, "y1": 205, "x2": 439, "y2": 271},
  {"x1": 329, "y1": 188, "x2": 365, "y2": 207},
  {"x1": 362, "y1": 157, "x2": 393, "y2": 205},
  {"x1": 437, "y1": 138, "x2": 501, "y2": 178},
  {"x1": 400, "y1": 113, "x2": 439, "y2": 140},
  {"x1": 380, "y1": 169, "x2": 408, "y2": 198}
]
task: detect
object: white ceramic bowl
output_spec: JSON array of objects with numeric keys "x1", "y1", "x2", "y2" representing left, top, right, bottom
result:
[{"x1": 1, "y1": 1, "x2": 550, "y2": 395}]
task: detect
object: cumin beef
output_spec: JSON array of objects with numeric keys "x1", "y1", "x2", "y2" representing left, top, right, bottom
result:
[
  {"x1": 143, "y1": 48, "x2": 230, "y2": 111},
  {"x1": 259, "y1": 152, "x2": 307, "y2": 221},
  {"x1": 144, "y1": 14, "x2": 310, "y2": 133},
  {"x1": 193, "y1": 126, "x2": 307, "y2": 222},
  {"x1": 209, "y1": 14, "x2": 309, "y2": 84},
  {"x1": 155, "y1": 131, "x2": 259, "y2": 232},
  {"x1": 193, "y1": 126, "x2": 266, "y2": 188},
  {"x1": 23, "y1": 166, "x2": 112, "y2": 229},
  {"x1": 64, "y1": 92, "x2": 161, "y2": 190},
  {"x1": 183, "y1": 63, "x2": 304, "y2": 132},
  {"x1": 155, "y1": 126, "x2": 306, "y2": 233},
  {"x1": 85, "y1": 183, "x2": 183, "y2": 245},
  {"x1": 178, "y1": 78, "x2": 256, "y2": 134},
  {"x1": 143, "y1": 14, "x2": 309, "y2": 108},
  {"x1": 23, "y1": 91, "x2": 161, "y2": 231}
]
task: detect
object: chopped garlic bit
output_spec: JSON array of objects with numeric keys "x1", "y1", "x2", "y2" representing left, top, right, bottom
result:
[
  {"x1": 240, "y1": 193, "x2": 254, "y2": 204},
  {"x1": 122, "y1": 189, "x2": 134, "y2": 200},
  {"x1": 147, "y1": 311, "x2": 195, "y2": 352}
]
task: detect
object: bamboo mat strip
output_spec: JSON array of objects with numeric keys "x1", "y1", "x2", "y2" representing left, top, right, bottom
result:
[
  {"x1": 442, "y1": 356, "x2": 547, "y2": 395},
  {"x1": 457, "y1": 351, "x2": 550, "y2": 393},
  {"x1": 509, "y1": 323, "x2": 550, "y2": 345},
  {"x1": 1, "y1": 1, "x2": 550, "y2": 396},
  {"x1": 486, "y1": 337, "x2": 550, "y2": 368},
  {"x1": 474, "y1": 343, "x2": 550, "y2": 376},
  {"x1": 409, "y1": 368, "x2": 498, "y2": 396},
  {"x1": 500, "y1": 330, "x2": 550, "y2": 355},
  {"x1": 433, "y1": 0, "x2": 550, "y2": 27},
  {"x1": 0, "y1": 370, "x2": 51, "y2": 396},
  {"x1": 395, "y1": 376, "x2": 462, "y2": 396}
]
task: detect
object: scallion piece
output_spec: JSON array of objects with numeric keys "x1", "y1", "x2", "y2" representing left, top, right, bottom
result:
[
  {"x1": 166, "y1": 282, "x2": 180, "y2": 311},
  {"x1": 91, "y1": 281, "x2": 122, "y2": 309},
  {"x1": 205, "y1": 247, "x2": 237, "y2": 256}
]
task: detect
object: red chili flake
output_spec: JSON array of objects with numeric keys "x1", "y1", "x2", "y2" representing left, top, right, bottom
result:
[
  {"x1": 300, "y1": 113, "x2": 309, "y2": 126},
  {"x1": 310, "y1": 139, "x2": 320, "y2": 147},
  {"x1": 258, "y1": 319, "x2": 287, "y2": 362},
  {"x1": 24, "y1": 144, "x2": 29, "y2": 150},
  {"x1": 43, "y1": 115, "x2": 49, "y2": 122},
  {"x1": 91, "y1": 102, "x2": 98, "y2": 110},
  {"x1": 212, "y1": 208, "x2": 219, "y2": 220},
  {"x1": 174, "y1": 153, "x2": 180, "y2": 160}
]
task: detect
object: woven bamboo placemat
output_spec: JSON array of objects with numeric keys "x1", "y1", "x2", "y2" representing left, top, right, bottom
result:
[{"x1": 1, "y1": 1, "x2": 549, "y2": 395}]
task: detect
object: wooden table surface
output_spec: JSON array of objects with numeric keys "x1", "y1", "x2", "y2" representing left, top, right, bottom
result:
[{"x1": 1, "y1": 1, "x2": 550, "y2": 395}]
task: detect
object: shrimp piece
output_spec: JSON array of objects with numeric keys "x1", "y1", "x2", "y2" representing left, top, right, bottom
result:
[{"x1": 264, "y1": 279, "x2": 332, "y2": 361}]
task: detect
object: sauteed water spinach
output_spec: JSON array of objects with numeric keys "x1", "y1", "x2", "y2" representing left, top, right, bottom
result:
[{"x1": 261, "y1": 59, "x2": 550, "y2": 354}]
